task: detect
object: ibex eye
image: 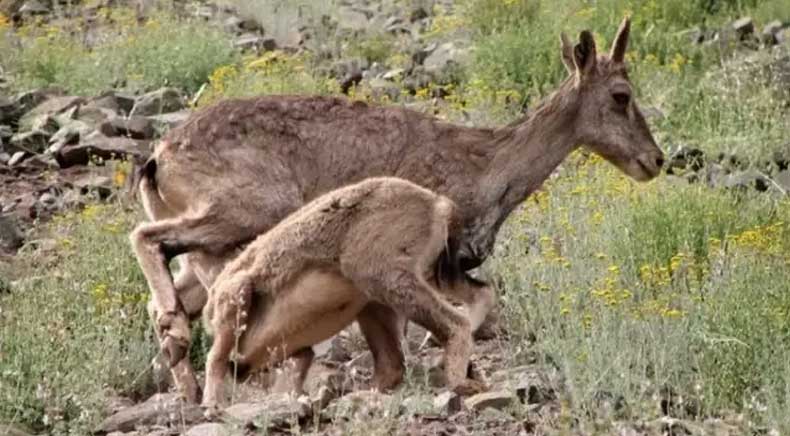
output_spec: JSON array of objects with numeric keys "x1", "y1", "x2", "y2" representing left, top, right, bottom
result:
[{"x1": 613, "y1": 92, "x2": 630, "y2": 106}]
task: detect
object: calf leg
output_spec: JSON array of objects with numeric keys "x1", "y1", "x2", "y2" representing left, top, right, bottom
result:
[
  {"x1": 356, "y1": 303, "x2": 406, "y2": 391},
  {"x1": 203, "y1": 283, "x2": 253, "y2": 410},
  {"x1": 364, "y1": 272, "x2": 486, "y2": 396}
]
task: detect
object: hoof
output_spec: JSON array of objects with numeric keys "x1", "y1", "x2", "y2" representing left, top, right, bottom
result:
[{"x1": 161, "y1": 335, "x2": 190, "y2": 368}]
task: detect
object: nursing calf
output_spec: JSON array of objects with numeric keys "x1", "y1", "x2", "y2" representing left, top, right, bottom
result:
[{"x1": 201, "y1": 177, "x2": 494, "y2": 409}]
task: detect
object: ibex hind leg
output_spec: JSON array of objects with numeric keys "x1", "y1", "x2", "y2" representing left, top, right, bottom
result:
[{"x1": 370, "y1": 272, "x2": 486, "y2": 396}]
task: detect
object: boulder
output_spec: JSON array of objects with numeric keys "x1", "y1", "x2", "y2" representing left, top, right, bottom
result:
[
  {"x1": 99, "y1": 116, "x2": 155, "y2": 140},
  {"x1": 723, "y1": 169, "x2": 771, "y2": 192},
  {"x1": 95, "y1": 393, "x2": 205, "y2": 434},
  {"x1": 55, "y1": 132, "x2": 150, "y2": 168},
  {"x1": 132, "y1": 88, "x2": 184, "y2": 116},
  {"x1": 423, "y1": 42, "x2": 469, "y2": 75},
  {"x1": 336, "y1": 7, "x2": 369, "y2": 31},
  {"x1": 433, "y1": 391, "x2": 463, "y2": 415}
]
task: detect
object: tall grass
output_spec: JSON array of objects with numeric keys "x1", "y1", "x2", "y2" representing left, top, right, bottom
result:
[
  {"x1": 0, "y1": 8, "x2": 238, "y2": 95},
  {"x1": 0, "y1": 202, "x2": 153, "y2": 434}
]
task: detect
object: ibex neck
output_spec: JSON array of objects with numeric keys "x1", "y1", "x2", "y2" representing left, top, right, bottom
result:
[{"x1": 466, "y1": 89, "x2": 580, "y2": 261}]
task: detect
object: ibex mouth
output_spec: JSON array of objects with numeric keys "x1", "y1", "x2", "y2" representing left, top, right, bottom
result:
[{"x1": 634, "y1": 153, "x2": 663, "y2": 181}]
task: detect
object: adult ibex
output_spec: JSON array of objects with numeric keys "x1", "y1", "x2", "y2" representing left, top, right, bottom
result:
[
  {"x1": 201, "y1": 177, "x2": 489, "y2": 409},
  {"x1": 131, "y1": 18, "x2": 664, "y2": 402}
]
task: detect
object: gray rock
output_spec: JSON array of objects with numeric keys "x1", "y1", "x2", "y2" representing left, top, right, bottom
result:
[
  {"x1": 55, "y1": 132, "x2": 150, "y2": 168},
  {"x1": 0, "y1": 152, "x2": 10, "y2": 164},
  {"x1": 774, "y1": 170, "x2": 790, "y2": 194},
  {"x1": 0, "y1": 424, "x2": 33, "y2": 436},
  {"x1": 492, "y1": 365, "x2": 556, "y2": 405},
  {"x1": 0, "y1": 215, "x2": 24, "y2": 251},
  {"x1": 90, "y1": 91, "x2": 136, "y2": 115},
  {"x1": 7, "y1": 151, "x2": 27, "y2": 166},
  {"x1": 71, "y1": 174, "x2": 114, "y2": 198},
  {"x1": 48, "y1": 120, "x2": 92, "y2": 154},
  {"x1": 0, "y1": 125, "x2": 12, "y2": 140},
  {"x1": 762, "y1": 20, "x2": 784, "y2": 45},
  {"x1": 464, "y1": 391, "x2": 516, "y2": 412},
  {"x1": 75, "y1": 104, "x2": 117, "y2": 126},
  {"x1": 18, "y1": 0, "x2": 49, "y2": 15},
  {"x1": 336, "y1": 7, "x2": 369, "y2": 31},
  {"x1": 233, "y1": 34, "x2": 277, "y2": 52},
  {"x1": 19, "y1": 95, "x2": 83, "y2": 129},
  {"x1": 223, "y1": 393, "x2": 310, "y2": 428},
  {"x1": 433, "y1": 391, "x2": 463, "y2": 415},
  {"x1": 667, "y1": 146, "x2": 705, "y2": 174},
  {"x1": 184, "y1": 422, "x2": 230, "y2": 436},
  {"x1": 99, "y1": 116, "x2": 155, "y2": 140},
  {"x1": 732, "y1": 17, "x2": 755, "y2": 41},
  {"x1": 423, "y1": 42, "x2": 469, "y2": 77},
  {"x1": 132, "y1": 88, "x2": 184, "y2": 116},
  {"x1": 148, "y1": 110, "x2": 191, "y2": 130},
  {"x1": 9, "y1": 130, "x2": 50, "y2": 153},
  {"x1": 95, "y1": 393, "x2": 205, "y2": 434},
  {"x1": 724, "y1": 169, "x2": 771, "y2": 192}
]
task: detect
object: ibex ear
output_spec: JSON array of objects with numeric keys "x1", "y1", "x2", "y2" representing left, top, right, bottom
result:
[
  {"x1": 560, "y1": 32, "x2": 575, "y2": 74},
  {"x1": 573, "y1": 30, "x2": 597, "y2": 77},
  {"x1": 610, "y1": 16, "x2": 630, "y2": 63}
]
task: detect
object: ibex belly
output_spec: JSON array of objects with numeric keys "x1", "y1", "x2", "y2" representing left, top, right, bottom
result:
[{"x1": 236, "y1": 268, "x2": 367, "y2": 368}]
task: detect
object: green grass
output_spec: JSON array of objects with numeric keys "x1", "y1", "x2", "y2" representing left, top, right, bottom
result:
[
  {"x1": 487, "y1": 154, "x2": 790, "y2": 432},
  {"x1": 0, "y1": 8, "x2": 238, "y2": 95},
  {"x1": 0, "y1": 202, "x2": 153, "y2": 434}
]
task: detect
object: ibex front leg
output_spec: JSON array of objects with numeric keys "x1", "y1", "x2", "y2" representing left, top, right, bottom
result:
[{"x1": 130, "y1": 211, "x2": 248, "y2": 370}]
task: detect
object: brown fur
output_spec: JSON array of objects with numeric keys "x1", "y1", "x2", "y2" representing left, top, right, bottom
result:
[
  {"x1": 200, "y1": 177, "x2": 488, "y2": 409},
  {"x1": 130, "y1": 17, "x2": 663, "y2": 402}
]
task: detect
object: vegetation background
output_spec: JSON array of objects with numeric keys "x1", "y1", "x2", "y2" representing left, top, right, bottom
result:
[{"x1": 1, "y1": 0, "x2": 789, "y2": 434}]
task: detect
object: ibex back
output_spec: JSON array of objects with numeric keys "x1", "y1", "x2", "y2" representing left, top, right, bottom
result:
[{"x1": 130, "y1": 17, "x2": 664, "y2": 402}]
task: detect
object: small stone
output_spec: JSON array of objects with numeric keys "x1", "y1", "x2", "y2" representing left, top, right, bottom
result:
[
  {"x1": 433, "y1": 391, "x2": 463, "y2": 415},
  {"x1": 762, "y1": 20, "x2": 784, "y2": 45},
  {"x1": 223, "y1": 393, "x2": 310, "y2": 428},
  {"x1": 7, "y1": 151, "x2": 26, "y2": 166},
  {"x1": 132, "y1": 88, "x2": 184, "y2": 116},
  {"x1": 773, "y1": 170, "x2": 790, "y2": 194},
  {"x1": 185, "y1": 422, "x2": 229, "y2": 436},
  {"x1": 464, "y1": 390, "x2": 516, "y2": 412},
  {"x1": 18, "y1": 0, "x2": 49, "y2": 16},
  {"x1": 724, "y1": 170, "x2": 771, "y2": 192},
  {"x1": 71, "y1": 174, "x2": 114, "y2": 198},
  {"x1": 234, "y1": 34, "x2": 265, "y2": 51}
]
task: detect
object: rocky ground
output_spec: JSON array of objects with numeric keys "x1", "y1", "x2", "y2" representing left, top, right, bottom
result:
[{"x1": 1, "y1": 1, "x2": 790, "y2": 435}]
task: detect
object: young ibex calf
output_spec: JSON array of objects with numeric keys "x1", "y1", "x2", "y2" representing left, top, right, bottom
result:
[{"x1": 201, "y1": 177, "x2": 492, "y2": 409}]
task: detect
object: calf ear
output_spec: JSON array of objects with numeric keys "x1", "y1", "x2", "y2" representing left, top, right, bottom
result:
[
  {"x1": 610, "y1": 16, "x2": 631, "y2": 63},
  {"x1": 573, "y1": 30, "x2": 598, "y2": 77},
  {"x1": 560, "y1": 32, "x2": 575, "y2": 73}
]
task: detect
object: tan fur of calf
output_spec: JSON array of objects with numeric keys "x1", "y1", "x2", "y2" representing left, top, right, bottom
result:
[{"x1": 201, "y1": 177, "x2": 493, "y2": 408}]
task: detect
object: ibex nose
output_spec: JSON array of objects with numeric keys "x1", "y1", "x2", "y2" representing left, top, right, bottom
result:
[{"x1": 655, "y1": 156, "x2": 665, "y2": 168}]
